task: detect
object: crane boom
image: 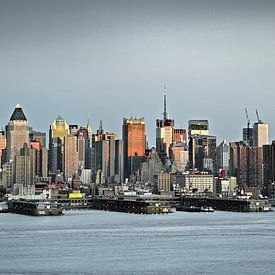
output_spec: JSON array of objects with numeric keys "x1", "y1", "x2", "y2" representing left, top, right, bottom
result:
[
  {"x1": 245, "y1": 107, "x2": 250, "y2": 127},
  {"x1": 256, "y1": 109, "x2": 260, "y2": 123}
]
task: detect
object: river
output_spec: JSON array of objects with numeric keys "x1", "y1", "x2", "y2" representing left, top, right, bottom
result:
[{"x1": 0, "y1": 210, "x2": 274, "y2": 274}]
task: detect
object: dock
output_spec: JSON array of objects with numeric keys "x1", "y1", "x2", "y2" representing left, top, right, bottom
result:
[
  {"x1": 55, "y1": 197, "x2": 172, "y2": 214},
  {"x1": 179, "y1": 196, "x2": 272, "y2": 212},
  {"x1": 8, "y1": 200, "x2": 63, "y2": 216}
]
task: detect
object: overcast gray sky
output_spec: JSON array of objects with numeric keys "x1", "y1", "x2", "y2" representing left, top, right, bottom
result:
[{"x1": 1, "y1": 0, "x2": 275, "y2": 146}]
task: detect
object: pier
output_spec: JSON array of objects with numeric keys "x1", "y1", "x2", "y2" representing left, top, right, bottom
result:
[
  {"x1": 179, "y1": 196, "x2": 272, "y2": 212},
  {"x1": 8, "y1": 200, "x2": 63, "y2": 216},
  {"x1": 54, "y1": 197, "x2": 172, "y2": 214}
]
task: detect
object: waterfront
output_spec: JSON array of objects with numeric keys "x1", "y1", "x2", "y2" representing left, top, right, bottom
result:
[{"x1": 0, "y1": 211, "x2": 275, "y2": 275}]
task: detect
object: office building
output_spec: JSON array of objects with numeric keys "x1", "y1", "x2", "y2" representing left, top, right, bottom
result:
[
  {"x1": 123, "y1": 117, "x2": 146, "y2": 179},
  {"x1": 14, "y1": 143, "x2": 36, "y2": 186},
  {"x1": 64, "y1": 135, "x2": 78, "y2": 181},
  {"x1": 183, "y1": 172, "x2": 214, "y2": 193},
  {"x1": 253, "y1": 121, "x2": 269, "y2": 148},
  {"x1": 243, "y1": 127, "x2": 253, "y2": 147},
  {"x1": 188, "y1": 120, "x2": 209, "y2": 137},
  {"x1": 29, "y1": 131, "x2": 46, "y2": 148},
  {"x1": 173, "y1": 128, "x2": 187, "y2": 144},
  {"x1": 48, "y1": 116, "x2": 69, "y2": 175},
  {"x1": 216, "y1": 140, "x2": 230, "y2": 176},
  {"x1": 170, "y1": 143, "x2": 189, "y2": 172},
  {"x1": 157, "y1": 172, "x2": 172, "y2": 193},
  {"x1": 189, "y1": 135, "x2": 216, "y2": 172},
  {"x1": 156, "y1": 93, "x2": 174, "y2": 163},
  {"x1": 141, "y1": 148, "x2": 163, "y2": 190},
  {"x1": 229, "y1": 141, "x2": 263, "y2": 188},
  {"x1": 263, "y1": 141, "x2": 275, "y2": 195},
  {"x1": 0, "y1": 130, "x2": 6, "y2": 166},
  {"x1": 6, "y1": 104, "x2": 30, "y2": 161}
]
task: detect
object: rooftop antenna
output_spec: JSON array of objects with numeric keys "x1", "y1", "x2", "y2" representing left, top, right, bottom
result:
[
  {"x1": 87, "y1": 112, "x2": 91, "y2": 128},
  {"x1": 163, "y1": 84, "x2": 167, "y2": 120},
  {"x1": 99, "y1": 120, "x2": 103, "y2": 133}
]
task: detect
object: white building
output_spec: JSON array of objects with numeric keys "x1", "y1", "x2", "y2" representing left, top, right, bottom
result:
[{"x1": 184, "y1": 173, "x2": 214, "y2": 193}]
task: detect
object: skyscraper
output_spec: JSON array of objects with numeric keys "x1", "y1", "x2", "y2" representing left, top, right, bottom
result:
[
  {"x1": 123, "y1": 117, "x2": 146, "y2": 179},
  {"x1": 156, "y1": 92, "x2": 174, "y2": 163},
  {"x1": 243, "y1": 128, "x2": 253, "y2": 147},
  {"x1": 6, "y1": 104, "x2": 30, "y2": 161},
  {"x1": 48, "y1": 116, "x2": 69, "y2": 176},
  {"x1": 64, "y1": 135, "x2": 78, "y2": 181},
  {"x1": 263, "y1": 141, "x2": 275, "y2": 195},
  {"x1": 216, "y1": 140, "x2": 230, "y2": 176},
  {"x1": 229, "y1": 141, "x2": 263, "y2": 188},
  {"x1": 173, "y1": 128, "x2": 187, "y2": 144},
  {"x1": 14, "y1": 143, "x2": 36, "y2": 186},
  {"x1": 189, "y1": 135, "x2": 216, "y2": 172},
  {"x1": 0, "y1": 130, "x2": 6, "y2": 166},
  {"x1": 29, "y1": 131, "x2": 46, "y2": 148},
  {"x1": 188, "y1": 120, "x2": 209, "y2": 137},
  {"x1": 253, "y1": 121, "x2": 269, "y2": 148}
]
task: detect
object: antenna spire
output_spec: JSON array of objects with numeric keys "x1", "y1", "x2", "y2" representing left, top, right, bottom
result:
[
  {"x1": 99, "y1": 120, "x2": 103, "y2": 133},
  {"x1": 163, "y1": 84, "x2": 167, "y2": 120}
]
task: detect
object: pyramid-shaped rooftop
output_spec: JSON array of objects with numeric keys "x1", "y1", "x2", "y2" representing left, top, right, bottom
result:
[{"x1": 10, "y1": 104, "x2": 27, "y2": 121}]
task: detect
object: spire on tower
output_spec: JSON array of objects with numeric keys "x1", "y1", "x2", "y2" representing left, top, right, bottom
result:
[
  {"x1": 163, "y1": 84, "x2": 167, "y2": 120},
  {"x1": 99, "y1": 120, "x2": 103, "y2": 133}
]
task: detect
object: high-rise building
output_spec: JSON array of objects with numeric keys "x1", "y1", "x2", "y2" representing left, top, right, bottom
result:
[
  {"x1": 188, "y1": 120, "x2": 209, "y2": 137},
  {"x1": 123, "y1": 117, "x2": 146, "y2": 179},
  {"x1": 157, "y1": 172, "x2": 172, "y2": 194},
  {"x1": 77, "y1": 128, "x2": 87, "y2": 169},
  {"x1": 64, "y1": 135, "x2": 78, "y2": 181},
  {"x1": 30, "y1": 140, "x2": 41, "y2": 177},
  {"x1": 170, "y1": 143, "x2": 189, "y2": 172},
  {"x1": 263, "y1": 141, "x2": 275, "y2": 195},
  {"x1": 48, "y1": 116, "x2": 69, "y2": 176},
  {"x1": 0, "y1": 161, "x2": 13, "y2": 188},
  {"x1": 253, "y1": 121, "x2": 269, "y2": 148},
  {"x1": 229, "y1": 141, "x2": 263, "y2": 188},
  {"x1": 189, "y1": 135, "x2": 216, "y2": 173},
  {"x1": 14, "y1": 143, "x2": 36, "y2": 186},
  {"x1": 30, "y1": 131, "x2": 48, "y2": 177},
  {"x1": 29, "y1": 131, "x2": 46, "y2": 148},
  {"x1": 242, "y1": 127, "x2": 253, "y2": 147},
  {"x1": 6, "y1": 104, "x2": 30, "y2": 161},
  {"x1": 92, "y1": 125, "x2": 124, "y2": 184},
  {"x1": 216, "y1": 140, "x2": 230, "y2": 176},
  {"x1": 40, "y1": 147, "x2": 48, "y2": 177},
  {"x1": 0, "y1": 130, "x2": 6, "y2": 166},
  {"x1": 156, "y1": 93, "x2": 174, "y2": 163},
  {"x1": 173, "y1": 129, "x2": 187, "y2": 144}
]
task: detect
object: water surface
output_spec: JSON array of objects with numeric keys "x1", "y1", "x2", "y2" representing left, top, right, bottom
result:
[{"x1": 0, "y1": 210, "x2": 274, "y2": 274}]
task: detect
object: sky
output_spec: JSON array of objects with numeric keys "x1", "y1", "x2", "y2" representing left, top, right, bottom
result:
[{"x1": 0, "y1": 0, "x2": 275, "y2": 146}]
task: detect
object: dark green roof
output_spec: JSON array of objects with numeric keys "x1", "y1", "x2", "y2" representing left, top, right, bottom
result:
[{"x1": 10, "y1": 105, "x2": 27, "y2": 121}]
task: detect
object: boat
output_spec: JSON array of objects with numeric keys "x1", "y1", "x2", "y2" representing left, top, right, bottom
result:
[
  {"x1": 176, "y1": 205, "x2": 214, "y2": 213},
  {"x1": 200, "y1": 206, "x2": 214, "y2": 212},
  {"x1": 176, "y1": 205, "x2": 201, "y2": 212}
]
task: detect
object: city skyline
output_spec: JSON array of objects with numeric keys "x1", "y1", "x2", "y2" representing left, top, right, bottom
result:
[
  {"x1": 1, "y1": 0, "x2": 275, "y2": 145},
  {"x1": 0, "y1": 101, "x2": 272, "y2": 147},
  {"x1": 1, "y1": 2, "x2": 275, "y2": 274}
]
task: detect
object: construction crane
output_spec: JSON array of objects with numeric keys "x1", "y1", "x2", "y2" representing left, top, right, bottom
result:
[
  {"x1": 244, "y1": 108, "x2": 251, "y2": 146},
  {"x1": 256, "y1": 109, "x2": 262, "y2": 123},
  {"x1": 245, "y1": 107, "x2": 250, "y2": 128}
]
